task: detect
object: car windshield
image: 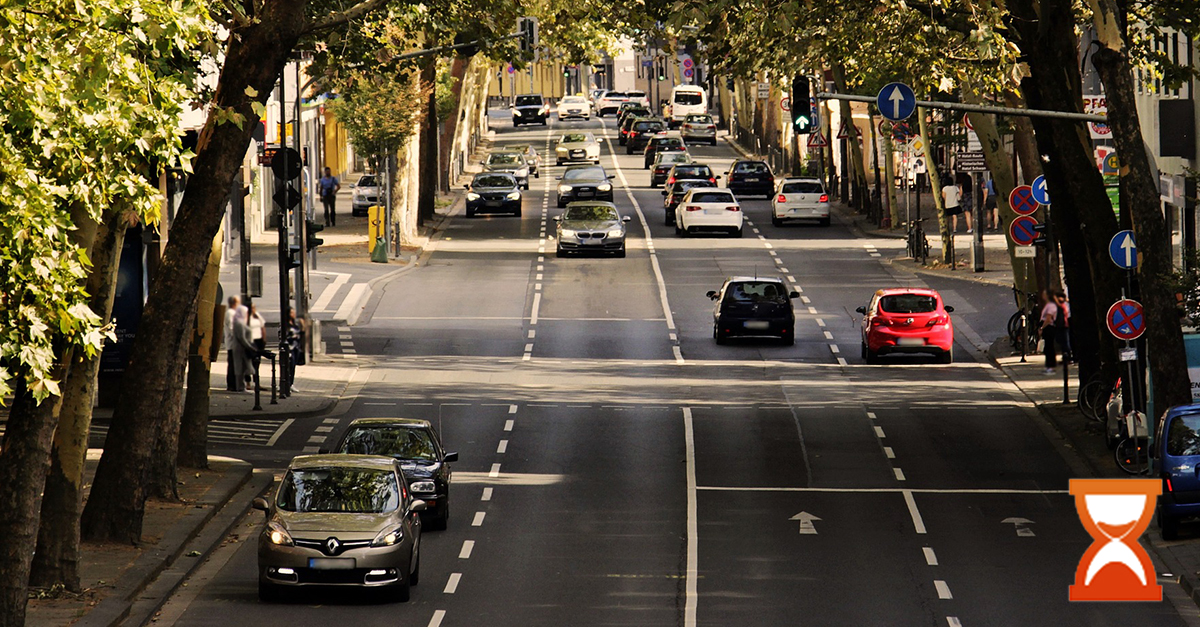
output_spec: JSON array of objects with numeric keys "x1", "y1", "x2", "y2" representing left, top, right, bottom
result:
[
  {"x1": 673, "y1": 165, "x2": 712, "y2": 177},
  {"x1": 562, "y1": 96, "x2": 585, "y2": 104},
  {"x1": 1168, "y1": 415, "x2": 1200, "y2": 456},
  {"x1": 515, "y1": 95, "x2": 542, "y2": 106},
  {"x1": 564, "y1": 205, "x2": 619, "y2": 221},
  {"x1": 357, "y1": 176, "x2": 378, "y2": 187},
  {"x1": 782, "y1": 181, "x2": 824, "y2": 193},
  {"x1": 686, "y1": 114, "x2": 713, "y2": 123},
  {"x1": 691, "y1": 191, "x2": 735, "y2": 203},
  {"x1": 276, "y1": 467, "x2": 400, "y2": 513},
  {"x1": 675, "y1": 92, "x2": 704, "y2": 105},
  {"x1": 486, "y1": 153, "x2": 523, "y2": 165},
  {"x1": 879, "y1": 294, "x2": 939, "y2": 314},
  {"x1": 337, "y1": 426, "x2": 438, "y2": 461},
  {"x1": 563, "y1": 167, "x2": 604, "y2": 181},
  {"x1": 635, "y1": 122, "x2": 664, "y2": 132},
  {"x1": 560, "y1": 134, "x2": 590, "y2": 143},
  {"x1": 734, "y1": 161, "x2": 770, "y2": 174},
  {"x1": 473, "y1": 175, "x2": 514, "y2": 187},
  {"x1": 726, "y1": 282, "x2": 787, "y2": 303}
]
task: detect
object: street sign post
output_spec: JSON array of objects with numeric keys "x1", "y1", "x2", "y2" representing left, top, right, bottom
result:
[
  {"x1": 1031, "y1": 174, "x2": 1051, "y2": 205},
  {"x1": 876, "y1": 82, "x2": 916, "y2": 121},
  {"x1": 1109, "y1": 230, "x2": 1138, "y2": 270},
  {"x1": 1107, "y1": 299, "x2": 1146, "y2": 341},
  {"x1": 1009, "y1": 185, "x2": 1038, "y2": 216},
  {"x1": 955, "y1": 151, "x2": 988, "y2": 172},
  {"x1": 1009, "y1": 215, "x2": 1039, "y2": 246}
]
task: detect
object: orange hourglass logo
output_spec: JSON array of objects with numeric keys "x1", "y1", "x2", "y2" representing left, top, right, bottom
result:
[{"x1": 1069, "y1": 479, "x2": 1161, "y2": 602}]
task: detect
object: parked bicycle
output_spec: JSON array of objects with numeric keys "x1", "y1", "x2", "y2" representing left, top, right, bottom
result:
[
  {"x1": 1076, "y1": 372, "x2": 1109, "y2": 423},
  {"x1": 1099, "y1": 376, "x2": 1149, "y2": 473},
  {"x1": 1007, "y1": 287, "x2": 1039, "y2": 355},
  {"x1": 905, "y1": 218, "x2": 930, "y2": 262}
]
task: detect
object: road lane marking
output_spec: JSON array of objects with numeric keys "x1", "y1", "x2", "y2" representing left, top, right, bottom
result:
[
  {"x1": 472, "y1": 512, "x2": 486, "y2": 526},
  {"x1": 829, "y1": 344, "x2": 839, "y2": 354},
  {"x1": 489, "y1": 463, "x2": 501, "y2": 477},
  {"x1": 524, "y1": 343, "x2": 534, "y2": 352},
  {"x1": 815, "y1": 318, "x2": 826, "y2": 327},
  {"x1": 444, "y1": 573, "x2": 462, "y2": 594},
  {"x1": 787, "y1": 276, "x2": 796, "y2": 283},
  {"x1": 302, "y1": 446, "x2": 319, "y2": 453},
  {"x1": 315, "y1": 426, "x2": 333, "y2": 433},
  {"x1": 534, "y1": 283, "x2": 542, "y2": 290},
  {"x1": 807, "y1": 306, "x2": 818, "y2": 314},
  {"x1": 674, "y1": 346, "x2": 685, "y2": 365},
  {"x1": 935, "y1": 580, "x2": 952, "y2": 599},
  {"x1": 699, "y1": 486, "x2": 1068, "y2": 494},
  {"x1": 481, "y1": 487, "x2": 493, "y2": 501},
  {"x1": 947, "y1": 618, "x2": 962, "y2": 627},
  {"x1": 536, "y1": 273, "x2": 543, "y2": 280},
  {"x1": 497, "y1": 440, "x2": 508, "y2": 454},
  {"x1": 307, "y1": 435, "x2": 325, "y2": 444},
  {"x1": 903, "y1": 490, "x2": 927, "y2": 534},
  {"x1": 509, "y1": 404, "x2": 518, "y2": 414},
  {"x1": 459, "y1": 541, "x2": 475, "y2": 559},
  {"x1": 924, "y1": 547, "x2": 938, "y2": 566},
  {"x1": 683, "y1": 407, "x2": 698, "y2": 627},
  {"x1": 522, "y1": 353, "x2": 531, "y2": 362},
  {"x1": 874, "y1": 426, "x2": 885, "y2": 438},
  {"x1": 780, "y1": 267, "x2": 790, "y2": 273},
  {"x1": 801, "y1": 296, "x2": 811, "y2": 304},
  {"x1": 310, "y1": 271, "x2": 351, "y2": 312},
  {"x1": 538, "y1": 255, "x2": 544, "y2": 262},
  {"x1": 884, "y1": 446, "x2": 895, "y2": 458},
  {"x1": 427, "y1": 610, "x2": 446, "y2": 627},
  {"x1": 528, "y1": 330, "x2": 536, "y2": 339},
  {"x1": 530, "y1": 293, "x2": 541, "y2": 324},
  {"x1": 894, "y1": 468, "x2": 906, "y2": 481},
  {"x1": 504, "y1": 419, "x2": 514, "y2": 431},
  {"x1": 774, "y1": 258, "x2": 783, "y2": 265},
  {"x1": 866, "y1": 411, "x2": 877, "y2": 419},
  {"x1": 265, "y1": 418, "x2": 295, "y2": 447}
]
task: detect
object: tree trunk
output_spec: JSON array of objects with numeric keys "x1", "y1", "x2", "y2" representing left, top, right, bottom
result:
[
  {"x1": 178, "y1": 227, "x2": 224, "y2": 469},
  {"x1": 0, "y1": 382, "x2": 61, "y2": 626},
  {"x1": 1088, "y1": 0, "x2": 1191, "y2": 410},
  {"x1": 439, "y1": 57, "x2": 467, "y2": 193},
  {"x1": 918, "y1": 108, "x2": 948, "y2": 264},
  {"x1": 30, "y1": 211, "x2": 129, "y2": 591},
  {"x1": 418, "y1": 61, "x2": 438, "y2": 225},
  {"x1": 81, "y1": 2, "x2": 309, "y2": 543}
]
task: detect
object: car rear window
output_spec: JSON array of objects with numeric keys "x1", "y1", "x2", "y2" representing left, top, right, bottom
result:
[
  {"x1": 782, "y1": 182, "x2": 825, "y2": 193},
  {"x1": 627, "y1": 91, "x2": 646, "y2": 98},
  {"x1": 673, "y1": 165, "x2": 712, "y2": 178},
  {"x1": 635, "y1": 121, "x2": 663, "y2": 132},
  {"x1": 671, "y1": 180, "x2": 715, "y2": 194},
  {"x1": 734, "y1": 161, "x2": 770, "y2": 174},
  {"x1": 692, "y1": 191, "x2": 735, "y2": 203},
  {"x1": 726, "y1": 282, "x2": 786, "y2": 303},
  {"x1": 1168, "y1": 414, "x2": 1200, "y2": 456},
  {"x1": 879, "y1": 294, "x2": 938, "y2": 314},
  {"x1": 686, "y1": 114, "x2": 713, "y2": 123},
  {"x1": 338, "y1": 426, "x2": 437, "y2": 461},
  {"x1": 675, "y1": 92, "x2": 704, "y2": 105},
  {"x1": 515, "y1": 95, "x2": 542, "y2": 106},
  {"x1": 605, "y1": 92, "x2": 626, "y2": 98},
  {"x1": 654, "y1": 137, "x2": 683, "y2": 147},
  {"x1": 658, "y1": 153, "x2": 690, "y2": 164}
]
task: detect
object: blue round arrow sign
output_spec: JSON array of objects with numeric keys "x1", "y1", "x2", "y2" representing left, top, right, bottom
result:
[
  {"x1": 876, "y1": 82, "x2": 916, "y2": 122},
  {"x1": 1031, "y1": 175, "x2": 1051, "y2": 205},
  {"x1": 1108, "y1": 230, "x2": 1138, "y2": 270},
  {"x1": 1009, "y1": 215, "x2": 1038, "y2": 246},
  {"x1": 1107, "y1": 299, "x2": 1145, "y2": 341}
]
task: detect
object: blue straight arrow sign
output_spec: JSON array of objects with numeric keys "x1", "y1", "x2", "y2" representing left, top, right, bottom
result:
[
  {"x1": 877, "y1": 82, "x2": 916, "y2": 121},
  {"x1": 1109, "y1": 230, "x2": 1138, "y2": 270}
]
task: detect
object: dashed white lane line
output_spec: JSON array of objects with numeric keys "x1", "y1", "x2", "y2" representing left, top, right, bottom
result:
[
  {"x1": 874, "y1": 426, "x2": 886, "y2": 438},
  {"x1": 801, "y1": 296, "x2": 812, "y2": 304},
  {"x1": 807, "y1": 306, "x2": 818, "y2": 314},
  {"x1": 824, "y1": 331, "x2": 834, "y2": 340},
  {"x1": 497, "y1": 440, "x2": 508, "y2": 454},
  {"x1": 780, "y1": 267, "x2": 790, "y2": 273},
  {"x1": 307, "y1": 435, "x2": 325, "y2": 444},
  {"x1": 673, "y1": 345, "x2": 685, "y2": 365},
  {"x1": 866, "y1": 411, "x2": 877, "y2": 420},
  {"x1": 444, "y1": 573, "x2": 462, "y2": 594},
  {"x1": 894, "y1": 468, "x2": 907, "y2": 481},
  {"x1": 752, "y1": 228, "x2": 761, "y2": 234},
  {"x1": 534, "y1": 283, "x2": 542, "y2": 290},
  {"x1": 836, "y1": 357, "x2": 848, "y2": 366},
  {"x1": 315, "y1": 426, "x2": 333, "y2": 433},
  {"x1": 934, "y1": 580, "x2": 953, "y2": 599},
  {"x1": 536, "y1": 273, "x2": 543, "y2": 280},
  {"x1": 787, "y1": 275, "x2": 797, "y2": 283},
  {"x1": 528, "y1": 330, "x2": 536, "y2": 339},
  {"x1": 524, "y1": 343, "x2": 534, "y2": 352},
  {"x1": 923, "y1": 547, "x2": 938, "y2": 566},
  {"x1": 763, "y1": 241, "x2": 773, "y2": 249},
  {"x1": 829, "y1": 344, "x2": 840, "y2": 354},
  {"x1": 489, "y1": 463, "x2": 501, "y2": 477},
  {"x1": 815, "y1": 318, "x2": 826, "y2": 327},
  {"x1": 427, "y1": 610, "x2": 446, "y2": 627},
  {"x1": 509, "y1": 404, "x2": 518, "y2": 414},
  {"x1": 903, "y1": 490, "x2": 928, "y2": 534},
  {"x1": 472, "y1": 511, "x2": 486, "y2": 526},
  {"x1": 884, "y1": 446, "x2": 895, "y2": 459},
  {"x1": 323, "y1": 418, "x2": 338, "y2": 425},
  {"x1": 459, "y1": 541, "x2": 475, "y2": 559},
  {"x1": 774, "y1": 258, "x2": 783, "y2": 265},
  {"x1": 683, "y1": 407, "x2": 699, "y2": 627},
  {"x1": 530, "y1": 293, "x2": 542, "y2": 324},
  {"x1": 947, "y1": 618, "x2": 962, "y2": 627},
  {"x1": 481, "y1": 487, "x2": 493, "y2": 501},
  {"x1": 302, "y1": 446, "x2": 319, "y2": 453},
  {"x1": 504, "y1": 419, "x2": 514, "y2": 431}
]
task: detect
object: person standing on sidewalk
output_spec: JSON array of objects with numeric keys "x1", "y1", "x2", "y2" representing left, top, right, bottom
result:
[
  {"x1": 247, "y1": 301, "x2": 266, "y2": 371},
  {"x1": 1055, "y1": 290, "x2": 1072, "y2": 363},
  {"x1": 982, "y1": 178, "x2": 999, "y2": 231},
  {"x1": 223, "y1": 295, "x2": 247, "y2": 391},
  {"x1": 319, "y1": 167, "x2": 340, "y2": 227},
  {"x1": 955, "y1": 171, "x2": 975, "y2": 234},
  {"x1": 1040, "y1": 289, "x2": 1061, "y2": 374},
  {"x1": 230, "y1": 313, "x2": 256, "y2": 392},
  {"x1": 941, "y1": 175, "x2": 967, "y2": 234}
]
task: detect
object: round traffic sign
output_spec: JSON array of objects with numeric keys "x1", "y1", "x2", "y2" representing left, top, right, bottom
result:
[
  {"x1": 683, "y1": 68, "x2": 694, "y2": 78},
  {"x1": 962, "y1": 113, "x2": 973, "y2": 131},
  {"x1": 1108, "y1": 230, "x2": 1138, "y2": 270},
  {"x1": 1031, "y1": 175, "x2": 1051, "y2": 205},
  {"x1": 876, "y1": 82, "x2": 916, "y2": 122},
  {"x1": 780, "y1": 96, "x2": 790, "y2": 111},
  {"x1": 270, "y1": 147, "x2": 302, "y2": 180},
  {"x1": 1009, "y1": 185, "x2": 1038, "y2": 216},
  {"x1": 682, "y1": 58, "x2": 694, "y2": 69},
  {"x1": 507, "y1": 64, "x2": 515, "y2": 74},
  {"x1": 1009, "y1": 215, "x2": 1039, "y2": 246},
  {"x1": 1106, "y1": 299, "x2": 1145, "y2": 341}
]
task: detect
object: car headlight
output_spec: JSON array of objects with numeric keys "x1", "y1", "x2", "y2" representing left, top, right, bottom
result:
[
  {"x1": 607, "y1": 228, "x2": 624, "y2": 237},
  {"x1": 560, "y1": 229, "x2": 576, "y2": 238},
  {"x1": 515, "y1": 168, "x2": 528, "y2": 177},
  {"x1": 558, "y1": 185, "x2": 572, "y2": 193},
  {"x1": 371, "y1": 525, "x2": 405, "y2": 547},
  {"x1": 466, "y1": 192, "x2": 480, "y2": 201},
  {"x1": 598, "y1": 183, "x2": 612, "y2": 192},
  {"x1": 409, "y1": 480, "x2": 437, "y2": 493},
  {"x1": 506, "y1": 191, "x2": 521, "y2": 200},
  {"x1": 556, "y1": 147, "x2": 568, "y2": 154},
  {"x1": 266, "y1": 519, "x2": 293, "y2": 546}
]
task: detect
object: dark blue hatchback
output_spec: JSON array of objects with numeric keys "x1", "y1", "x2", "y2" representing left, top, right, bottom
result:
[{"x1": 1156, "y1": 404, "x2": 1200, "y2": 539}]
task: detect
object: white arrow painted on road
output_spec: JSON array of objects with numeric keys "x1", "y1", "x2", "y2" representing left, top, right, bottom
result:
[
  {"x1": 1120, "y1": 233, "x2": 1136, "y2": 267},
  {"x1": 791, "y1": 511, "x2": 821, "y2": 535},
  {"x1": 888, "y1": 87, "x2": 905, "y2": 119},
  {"x1": 1001, "y1": 517, "x2": 1036, "y2": 537}
]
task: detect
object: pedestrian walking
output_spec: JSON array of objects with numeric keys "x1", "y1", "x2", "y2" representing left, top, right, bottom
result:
[
  {"x1": 982, "y1": 178, "x2": 998, "y2": 230},
  {"x1": 955, "y1": 171, "x2": 974, "y2": 234},
  {"x1": 941, "y1": 175, "x2": 970, "y2": 234},
  {"x1": 283, "y1": 310, "x2": 305, "y2": 395},
  {"x1": 230, "y1": 313, "x2": 256, "y2": 392},
  {"x1": 1056, "y1": 290, "x2": 1072, "y2": 363},
  {"x1": 223, "y1": 295, "x2": 247, "y2": 391},
  {"x1": 1040, "y1": 289, "x2": 1062, "y2": 374},
  {"x1": 247, "y1": 301, "x2": 266, "y2": 371},
  {"x1": 319, "y1": 167, "x2": 340, "y2": 227}
]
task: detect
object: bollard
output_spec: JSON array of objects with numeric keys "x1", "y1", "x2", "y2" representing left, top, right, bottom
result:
[
  {"x1": 252, "y1": 360, "x2": 263, "y2": 411},
  {"x1": 1019, "y1": 314, "x2": 1027, "y2": 363},
  {"x1": 270, "y1": 354, "x2": 278, "y2": 405},
  {"x1": 1062, "y1": 353, "x2": 1071, "y2": 404}
]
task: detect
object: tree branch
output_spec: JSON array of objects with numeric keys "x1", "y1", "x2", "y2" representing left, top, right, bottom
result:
[{"x1": 304, "y1": 0, "x2": 391, "y2": 35}]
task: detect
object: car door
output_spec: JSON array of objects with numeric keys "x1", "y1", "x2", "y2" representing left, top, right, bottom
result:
[{"x1": 1163, "y1": 411, "x2": 1200, "y2": 503}]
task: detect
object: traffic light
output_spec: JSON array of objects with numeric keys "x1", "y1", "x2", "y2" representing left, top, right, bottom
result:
[
  {"x1": 563, "y1": 66, "x2": 571, "y2": 78},
  {"x1": 287, "y1": 245, "x2": 302, "y2": 270},
  {"x1": 791, "y1": 75, "x2": 813, "y2": 134},
  {"x1": 657, "y1": 60, "x2": 665, "y2": 81},
  {"x1": 305, "y1": 219, "x2": 325, "y2": 251},
  {"x1": 517, "y1": 17, "x2": 538, "y2": 53}
]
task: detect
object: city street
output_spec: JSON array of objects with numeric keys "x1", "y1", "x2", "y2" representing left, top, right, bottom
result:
[{"x1": 155, "y1": 114, "x2": 1190, "y2": 626}]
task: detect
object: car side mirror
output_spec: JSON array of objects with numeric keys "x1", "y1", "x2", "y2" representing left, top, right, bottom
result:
[
  {"x1": 706, "y1": 290, "x2": 718, "y2": 300},
  {"x1": 855, "y1": 306, "x2": 867, "y2": 314},
  {"x1": 410, "y1": 500, "x2": 428, "y2": 513},
  {"x1": 252, "y1": 497, "x2": 270, "y2": 512},
  {"x1": 555, "y1": 176, "x2": 562, "y2": 180},
  {"x1": 464, "y1": 184, "x2": 470, "y2": 190},
  {"x1": 607, "y1": 175, "x2": 616, "y2": 180},
  {"x1": 622, "y1": 216, "x2": 631, "y2": 222},
  {"x1": 944, "y1": 305, "x2": 955, "y2": 313},
  {"x1": 444, "y1": 451, "x2": 459, "y2": 463},
  {"x1": 554, "y1": 215, "x2": 562, "y2": 221},
  {"x1": 789, "y1": 291, "x2": 800, "y2": 299},
  {"x1": 348, "y1": 183, "x2": 355, "y2": 189}
]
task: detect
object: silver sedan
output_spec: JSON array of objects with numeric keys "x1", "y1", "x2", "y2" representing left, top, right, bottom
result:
[
  {"x1": 554, "y1": 201, "x2": 631, "y2": 258},
  {"x1": 555, "y1": 132, "x2": 601, "y2": 165}
]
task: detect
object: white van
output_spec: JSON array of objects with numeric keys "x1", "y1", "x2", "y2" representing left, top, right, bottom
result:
[{"x1": 668, "y1": 85, "x2": 708, "y2": 127}]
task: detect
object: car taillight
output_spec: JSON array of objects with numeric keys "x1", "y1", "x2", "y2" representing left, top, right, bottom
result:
[
  {"x1": 685, "y1": 205, "x2": 702, "y2": 211},
  {"x1": 1166, "y1": 476, "x2": 1174, "y2": 492},
  {"x1": 872, "y1": 318, "x2": 890, "y2": 326},
  {"x1": 667, "y1": 177, "x2": 675, "y2": 184},
  {"x1": 709, "y1": 177, "x2": 716, "y2": 184},
  {"x1": 777, "y1": 194, "x2": 787, "y2": 203},
  {"x1": 706, "y1": 125, "x2": 715, "y2": 129},
  {"x1": 819, "y1": 194, "x2": 829, "y2": 202},
  {"x1": 726, "y1": 205, "x2": 740, "y2": 212},
  {"x1": 926, "y1": 315, "x2": 948, "y2": 327}
]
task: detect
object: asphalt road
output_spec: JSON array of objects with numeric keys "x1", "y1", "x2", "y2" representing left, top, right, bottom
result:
[{"x1": 159, "y1": 112, "x2": 1192, "y2": 626}]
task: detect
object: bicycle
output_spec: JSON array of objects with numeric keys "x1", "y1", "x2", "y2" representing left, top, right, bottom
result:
[
  {"x1": 1076, "y1": 372, "x2": 1108, "y2": 423},
  {"x1": 1114, "y1": 408, "x2": 1150, "y2": 474},
  {"x1": 905, "y1": 218, "x2": 930, "y2": 262},
  {"x1": 1007, "y1": 287, "x2": 1039, "y2": 355}
]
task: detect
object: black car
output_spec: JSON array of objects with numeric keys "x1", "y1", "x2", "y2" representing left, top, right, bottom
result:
[
  {"x1": 661, "y1": 179, "x2": 716, "y2": 225},
  {"x1": 328, "y1": 417, "x2": 459, "y2": 530},
  {"x1": 617, "y1": 105, "x2": 652, "y2": 130},
  {"x1": 617, "y1": 110, "x2": 652, "y2": 145},
  {"x1": 707, "y1": 277, "x2": 799, "y2": 345},
  {"x1": 643, "y1": 135, "x2": 686, "y2": 168},
  {"x1": 482, "y1": 151, "x2": 531, "y2": 189},
  {"x1": 464, "y1": 173, "x2": 522, "y2": 217},
  {"x1": 512, "y1": 94, "x2": 548, "y2": 126},
  {"x1": 651, "y1": 152, "x2": 692, "y2": 187},
  {"x1": 665, "y1": 163, "x2": 718, "y2": 187},
  {"x1": 556, "y1": 164, "x2": 614, "y2": 208},
  {"x1": 626, "y1": 119, "x2": 668, "y2": 154},
  {"x1": 725, "y1": 159, "x2": 775, "y2": 197}
]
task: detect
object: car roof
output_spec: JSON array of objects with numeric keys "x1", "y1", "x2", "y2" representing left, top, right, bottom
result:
[
  {"x1": 685, "y1": 186, "x2": 735, "y2": 195},
  {"x1": 781, "y1": 177, "x2": 823, "y2": 184},
  {"x1": 290, "y1": 454, "x2": 399, "y2": 471},
  {"x1": 726, "y1": 275, "x2": 785, "y2": 284},
  {"x1": 874, "y1": 288, "x2": 941, "y2": 298},
  {"x1": 345, "y1": 417, "x2": 433, "y2": 429}
]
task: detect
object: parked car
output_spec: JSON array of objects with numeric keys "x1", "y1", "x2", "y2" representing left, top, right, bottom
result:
[
  {"x1": 680, "y1": 113, "x2": 718, "y2": 145},
  {"x1": 772, "y1": 177, "x2": 831, "y2": 226},
  {"x1": 1156, "y1": 404, "x2": 1200, "y2": 539},
  {"x1": 482, "y1": 151, "x2": 531, "y2": 189},
  {"x1": 464, "y1": 173, "x2": 522, "y2": 217},
  {"x1": 707, "y1": 277, "x2": 798, "y2": 345},
  {"x1": 254, "y1": 454, "x2": 424, "y2": 602},
  {"x1": 351, "y1": 174, "x2": 380, "y2": 217},
  {"x1": 626, "y1": 119, "x2": 667, "y2": 154},
  {"x1": 673, "y1": 187, "x2": 742, "y2": 237},
  {"x1": 643, "y1": 134, "x2": 687, "y2": 169},
  {"x1": 662, "y1": 179, "x2": 717, "y2": 225},
  {"x1": 511, "y1": 93, "x2": 549, "y2": 126},
  {"x1": 329, "y1": 418, "x2": 458, "y2": 530},
  {"x1": 856, "y1": 288, "x2": 955, "y2": 363},
  {"x1": 596, "y1": 92, "x2": 628, "y2": 117},
  {"x1": 554, "y1": 132, "x2": 601, "y2": 165},
  {"x1": 651, "y1": 151, "x2": 692, "y2": 187},
  {"x1": 554, "y1": 201, "x2": 631, "y2": 257},
  {"x1": 556, "y1": 95, "x2": 590, "y2": 120},
  {"x1": 665, "y1": 163, "x2": 718, "y2": 187},
  {"x1": 556, "y1": 164, "x2": 614, "y2": 207},
  {"x1": 725, "y1": 159, "x2": 775, "y2": 197}
]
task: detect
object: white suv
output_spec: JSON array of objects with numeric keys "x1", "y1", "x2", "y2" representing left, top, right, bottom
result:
[
  {"x1": 772, "y1": 178, "x2": 831, "y2": 227},
  {"x1": 674, "y1": 187, "x2": 743, "y2": 237}
]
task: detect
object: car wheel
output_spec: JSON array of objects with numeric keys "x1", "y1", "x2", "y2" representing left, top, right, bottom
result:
[
  {"x1": 733, "y1": 227, "x2": 743, "y2": 238},
  {"x1": 556, "y1": 247, "x2": 567, "y2": 258},
  {"x1": 819, "y1": 217, "x2": 831, "y2": 227},
  {"x1": 258, "y1": 580, "x2": 285, "y2": 603},
  {"x1": 711, "y1": 139, "x2": 718, "y2": 146},
  {"x1": 513, "y1": 209, "x2": 522, "y2": 217},
  {"x1": 665, "y1": 212, "x2": 674, "y2": 226},
  {"x1": 523, "y1": 183, "x2": 529, "y2": 190},
  {"x1": 782, "y1": 332, "x2": 795, "y2": 346},
  {"x1": 714, "y1": 325, "x2": 727, "y2": 345},
  {"x1": 861, "y1": 342, "x2": 868, "y2": 360},
  {"x1": 615, "y1": 246, "x2": 626, "y2": 258},
  {"x1": 772, "y1": 215, "x2": 783, "y2": 227},
  {"x1": 389, "y1": 576, "x2": 411, "y2": 603},
  {"x1": 427, "y1": 498, "x2": 449, "y2": 531},
  {"x1": 556, "y1": 160, "x2": 562, "y2": 166},
  {"x1": 865, "y1": 347, "x2": 878, "y2": 364},
  {"x1": 534, "y1": 171, "x2": 539, "y2": 178},
  {"x1": 409, "y1": 541, "x2": 420, "y2": 585},
  {"x1": 557, "y1": 200, "x2": 566, "y2": 209},
  {"x1": 1161, "y1": 506, "x2": 1180, "y2": 541},
  {"x1": 465, "y1": 208, "x2": 475, "y2": 218},
  {"x1": 939, "y1": 348, "x2": 953, "y2": 364},
  {"x1": 675, "y1": 221, "x2": 683, "y2": 236}
]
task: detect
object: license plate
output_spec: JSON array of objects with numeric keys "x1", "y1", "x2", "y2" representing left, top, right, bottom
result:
[
  {"x1": 897, "y1": 338, "x2": 925, "y2": 347},
  {"x1": 744, "y1": 177, "x2": 759, "y2": 182},
  {"x1": 578, "y1": 191, "x2": 594, "y2": 197},
  {"x1": 485, "y1": 200, "x2": 502, "y2": 207},
  {"x1": 745, "y1": 321, "x2": 770, "y2": 330},
  {"x1": 309, "y1": 558, "x2": 355, "y2": 570},
  {"x1": 582, "y1": 238, "x2": 603, "y2": 246}
]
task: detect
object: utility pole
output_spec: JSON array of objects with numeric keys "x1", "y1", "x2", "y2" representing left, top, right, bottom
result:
[
  {"x1": 293, "y1": 60, "x2": 308, "y2": 342},
  {"x1": 274, "y1": 65, "x2": 292, "y2": 396}
]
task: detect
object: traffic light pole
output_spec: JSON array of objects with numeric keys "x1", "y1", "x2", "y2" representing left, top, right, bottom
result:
[
  {"x1": 293, "y1": 60, "x2": 308, "y2": 347},
  {"x1": 275, "y1": 66, "x2": 292, "y2": 397}
]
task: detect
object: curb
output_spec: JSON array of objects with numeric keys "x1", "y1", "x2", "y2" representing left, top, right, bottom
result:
[{"x1": 76, "y1": 457, "x2": 253, "y2": 627}]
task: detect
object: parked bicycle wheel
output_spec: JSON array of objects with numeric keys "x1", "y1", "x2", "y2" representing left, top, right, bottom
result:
[
  {"x1": 1114, "y1": 437, "x2": 1149, "y2": 474},
  {"x1": 1077, "y1": 378, "x2": 1106, "y2": 423}
]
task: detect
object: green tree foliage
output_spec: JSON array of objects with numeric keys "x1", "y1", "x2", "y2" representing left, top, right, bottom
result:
[{"x1": 329, "y1": 72, "x2": 427, "y2": 166}]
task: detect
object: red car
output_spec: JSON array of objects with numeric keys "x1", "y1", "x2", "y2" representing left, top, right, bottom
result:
[{"x1": 857, "y1": 288, "x2": 955, "y2": 363}]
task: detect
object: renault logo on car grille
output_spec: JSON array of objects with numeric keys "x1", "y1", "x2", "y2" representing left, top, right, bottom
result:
[{"x1": 325, "y1": 537, "x2": 341, "y2": 555}]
